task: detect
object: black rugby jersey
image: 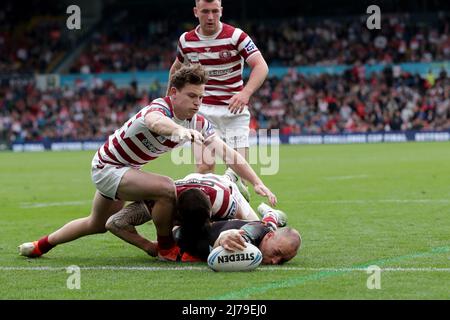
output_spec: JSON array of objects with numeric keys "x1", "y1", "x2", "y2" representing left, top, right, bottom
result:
[{"x1": 176, "y1": 220, "x2": 271, "y2": 260}]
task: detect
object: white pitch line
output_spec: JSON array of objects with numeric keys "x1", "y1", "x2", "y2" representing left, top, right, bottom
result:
[
  {"x1": 261, "y1": 267, "x2": 450, "y2": 272},
  {"x1": 1, "y1": 266, "x2": 449, "y2": 272},
  {"x1": 20, "y1": 201, "x2": 91, "y2": 209},
  {"x1": 0, "y1": 266, "x2": 206, "y2": 271},
  {"x1": 295, "y1": 199, "x2": 450, "y2": 204}
]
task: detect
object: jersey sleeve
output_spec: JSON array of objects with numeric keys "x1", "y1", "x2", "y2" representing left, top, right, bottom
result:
[
  {"x1": 240, "y1": 222, "x2": 271, "y2": 247},
  {"x1": 213, "y1": 188, "x2": 238, "y2": 220},
  {"x1": 176, "y1": 35, "x2": 186, "y2": 63},
  {"x1": 236, "y1": 29, "x2": 260, "y2": 61},
  {"x1": 196, "y1": 114, "x2": 216, "y2": 141}
]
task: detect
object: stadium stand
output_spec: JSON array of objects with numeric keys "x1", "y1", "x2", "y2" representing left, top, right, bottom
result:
[
  {"x1": 1, "y1": 67, "x2": 448, "y2": 144},
  {"x1": 68, "y1": 13, "x2": 450, "y2": 73},
  {"x1": 0, "y1": 0, "x2": 449, "y2": 146}
]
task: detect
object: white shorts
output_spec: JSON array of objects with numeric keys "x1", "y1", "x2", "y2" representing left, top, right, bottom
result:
[
  {"x1": 91, "y1": 156, "x2": 131, "y2": 200},
  {"x1": 199, "y1": 105, "x2": 250, "y2": 149}
]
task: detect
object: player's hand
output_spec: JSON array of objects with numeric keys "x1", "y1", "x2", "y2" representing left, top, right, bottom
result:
[
  {"x1": 254, "y1": 183, "x2": 277, "y2": 207},
  {"x1": 228, "y1": 90, "x2": 251, "y2": 114},
  {"x1": 172, "y1": 128, "x2": 204, "y2": 143},
  {"x1": 218, "y1": 229, "x2": 247, "y2": 252},
  {"x1": 188, "y1": 129, "x2": 205, "y2": 144},
  {"x1": 146, "y1": 240, "x2": 158, "y2": 257}
]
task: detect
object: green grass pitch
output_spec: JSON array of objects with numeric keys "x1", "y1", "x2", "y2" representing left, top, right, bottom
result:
[{"x1": 0, "y1": 142, "x2": 449, "y2": 299}]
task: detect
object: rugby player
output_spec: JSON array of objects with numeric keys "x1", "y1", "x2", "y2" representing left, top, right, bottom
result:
[{"x1": 18, "y1": 64, "x2": 276, "y2": 261}]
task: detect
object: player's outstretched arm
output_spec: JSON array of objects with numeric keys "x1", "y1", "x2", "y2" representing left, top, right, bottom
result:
[
  {"x1": 207, "y1": 137, "x2": 277, "y2": 206},
  {"x1": 145, "y1": 112, "x2": 204, "y2": 143}
]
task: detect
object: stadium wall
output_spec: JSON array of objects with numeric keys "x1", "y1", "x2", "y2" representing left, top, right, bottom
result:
[{"x1": 9, "y1": 131, "x2": 450, "y2": 152}]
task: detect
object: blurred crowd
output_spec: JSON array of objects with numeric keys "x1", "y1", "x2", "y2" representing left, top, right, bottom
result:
[
  {"x1": 0, "y1": 80, "x2": 151, "y2": 143},
  {"x1": 250, "y1": 67, "x2": 450, "y2": 134},
  {"x1": 1, "y1": 6, "x2": 449, "y2": 144},
  {"x1": 248, "y1": 13, "x2": 450, "y2": 67},
  {"x1": 70, "y1": 13, "x2": 450, "y2": 73},
  {"x1": 1, "y1": 67, "x2": 448, "y2": 144},
  {"x1": 69, "y1": 20, "x2": 181, "y2": 73},
  {"x1": 0, "y1": 4, "x2": 76, "y2": 74},
  {"x1": 1, "y1": 5, "x2": 449, "y2": 74}
]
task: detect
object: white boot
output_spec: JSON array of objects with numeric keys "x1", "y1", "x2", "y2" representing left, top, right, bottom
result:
[{"x1": 257, "y1": 203, "x2": 287, "y2": 228}]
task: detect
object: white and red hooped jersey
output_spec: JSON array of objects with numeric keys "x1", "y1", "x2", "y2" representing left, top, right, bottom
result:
[
  {"x1": 93, "y1": 97, "x2": 215, "y2": 168},
  {"x1": 177, "y1": 23, "x2": 260, "y2": 108},
  {"x1": 175, "y1": 173, "x2": 238, "y2": 220}
]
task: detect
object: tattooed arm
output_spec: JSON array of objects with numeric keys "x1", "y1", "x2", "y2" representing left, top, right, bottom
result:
[{"x1": 105, "y1": 201, "x2": 158, "y2": 256}]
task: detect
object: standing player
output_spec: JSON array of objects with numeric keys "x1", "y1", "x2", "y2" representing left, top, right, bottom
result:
[
  {"x1": 18, "y1": 64, "x2": 276, "y2": 261},
  {"x1": 168, "y1": 0, "x2": 269, "y2": 198}
]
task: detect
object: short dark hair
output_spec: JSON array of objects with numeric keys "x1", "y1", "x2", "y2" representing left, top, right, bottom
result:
[
  {"x1": 176, "y1": 188, "x2": 211, "y2": 227},
  {"x1": 169, "y1": 64, "x2": 208, "y2": 90}
]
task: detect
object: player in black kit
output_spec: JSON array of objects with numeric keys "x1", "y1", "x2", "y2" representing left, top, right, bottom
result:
[{"x1": 175, "y1": 189, "x2": 301, "y2": 265}]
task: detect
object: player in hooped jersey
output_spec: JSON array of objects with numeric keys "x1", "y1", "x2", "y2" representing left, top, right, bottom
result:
[
  {"x1": 175, "y1": 172, "x2": 258, "y2": 220},
  {"x1": 18, "y1": 64, "x2": 276, "y2": 261},
  {"x1": 168, "y1": 0, "x2": 269, "y2": 189}
]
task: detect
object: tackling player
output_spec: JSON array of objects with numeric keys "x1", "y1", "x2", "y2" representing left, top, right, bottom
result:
[{"x1": 18, "y1": 64, "x2": 277, "y2": 261}]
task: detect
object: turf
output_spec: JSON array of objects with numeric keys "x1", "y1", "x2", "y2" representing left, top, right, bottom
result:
[{"x1": 0, "y1": 142, "x2": 449, "y2": 299}]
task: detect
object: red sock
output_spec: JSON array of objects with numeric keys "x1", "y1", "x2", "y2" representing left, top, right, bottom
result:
[
  {"x1": 157, "y1": 235, "x2": 175, "y2": 250},
  {"x1": 37, "y1": 236, "x2": 55, "y2": 254}
]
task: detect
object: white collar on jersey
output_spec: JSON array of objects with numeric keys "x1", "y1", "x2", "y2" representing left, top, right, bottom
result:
[{"x1": 195, "y1": 22, "x2": 223, "y2": 39}]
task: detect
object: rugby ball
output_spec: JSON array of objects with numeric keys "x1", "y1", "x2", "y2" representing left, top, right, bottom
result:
[{"x1": 207, "y1": 243, "x2": 262, "y2": 272}]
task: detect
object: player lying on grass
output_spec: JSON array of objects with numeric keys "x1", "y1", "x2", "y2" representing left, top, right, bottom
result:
[
  {"x1": 108, "y1": 189, "x2": 299, "y2": 264},
  {"x1": 101, "y1": 172, "x2": 287, "y2": 259},
  {"x1": 174, "y1": 188, "x2": 301, "y2": 264},
  {"x1": 90, "y1": 176, "x2": 294, "y2": 263},
  {"x1": 18, "y1": 64, "x2": 277, "y2": 261},
  {"x1": 179, "y1": 217, "x2": 300, "y2": 265}
]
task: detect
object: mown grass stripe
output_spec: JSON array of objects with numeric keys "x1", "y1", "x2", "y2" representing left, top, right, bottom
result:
[{"x1": 208, "y1": 245, "x2": 450, "y2": 300}]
